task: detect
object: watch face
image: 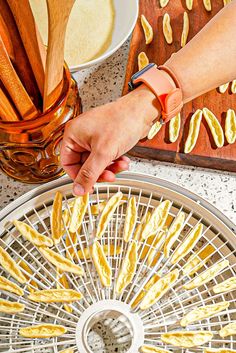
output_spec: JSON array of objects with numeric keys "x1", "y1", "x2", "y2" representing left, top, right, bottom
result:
[{"x1": 129, "y1": 63, "x2": 156, "y2": 90}]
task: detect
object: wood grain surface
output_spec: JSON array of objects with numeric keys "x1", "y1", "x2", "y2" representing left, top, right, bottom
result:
[{"x1": 123, "y1": 0, "x2": 236, "y2": 172}]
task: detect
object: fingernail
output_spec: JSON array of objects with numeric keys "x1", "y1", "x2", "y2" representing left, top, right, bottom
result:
[{"x1": 73, "y1": 183, "x2": 85, "y2": 196}]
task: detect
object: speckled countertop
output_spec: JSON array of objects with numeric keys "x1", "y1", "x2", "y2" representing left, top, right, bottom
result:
[{"x1": 0, "y1": 41, "x2": 235, "y2": 224}]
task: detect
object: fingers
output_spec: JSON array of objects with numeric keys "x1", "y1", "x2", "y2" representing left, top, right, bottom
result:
[{"x1": 73, "y1": 151, "x2": 111, "y2": 196}]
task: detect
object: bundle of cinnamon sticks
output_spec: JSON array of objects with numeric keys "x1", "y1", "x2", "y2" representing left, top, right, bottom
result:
[{"x1": 0, "y1": 0, "x2": 74, "y2": 122}]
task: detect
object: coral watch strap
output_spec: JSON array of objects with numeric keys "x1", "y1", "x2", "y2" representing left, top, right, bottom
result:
[{"x1": 133, "y1": 65, "x2": 183, "y2": 123}]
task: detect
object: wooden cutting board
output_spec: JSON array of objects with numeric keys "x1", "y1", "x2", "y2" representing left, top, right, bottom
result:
[{"x1": 123, "y1": 0, "x2": 236, "y2": 172}]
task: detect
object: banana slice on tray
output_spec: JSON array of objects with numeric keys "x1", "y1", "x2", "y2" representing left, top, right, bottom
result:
[
  {"x1": 13, "y1": 220, "x2": 53, "y2": 247},
  {"x1": 161, "y1": 331, "x2": 213, "y2": 348},
  {"x1": 138, "y1": 52, "x2": 149, "y2": 71},
  {"x1": 0, "y1": 299, "x2": 25, "y2": 313},
  {"x1": 96, "y1": 192, "x2": 123, "y2": 239},
  {"x1": 0, "y1": 246, "x2": 26, "y2": 284},
  {"x1": 123, "y1": 196, "x2": 137, "y2": 242},
  {"x1": 141, "y1": 345, "x2": 171, "y2": 353},
  {"x1": 164, "y1": 211, "x2": 185, "y2": 258},
  {"x1": 183, "y1": 260, "x2": 229, "y2": 290},
  {"x1": 19, "y1": 260, "x2": 38, "y2": 293},
  {"x1": 180, "y1": 301, "x2": 230, "y2": 327},
  {"x1": 203, "y1": 0, "x2": 212, "y2": 11},
  {"x1": 131, "y1": 274, "x2": 160, "y2": 308},
  {"x1": 186, "y1": 0, "x2": 193, "y2": 10},
  {"x1": 133, "y1": 212, "x2": 151, "y2": 241},
  {"x1": 116, "y1": 240, "x2": 137, "y2": 294},
  {"x1": 219, "y1": 82, "x2": 229, "y2": 94},
  {"x1": 39, "y1": 247, "x2": 84, "y2": 276},
  {"x1": 163, "y1": 13, "x2": 173, "y2": 44},
  {"x1": 28, "y1": 289, "x2": 83, "y2": 303},
  {"x1": 171, "y1": 223, "x2": 203, "y2": 264},
  {"x1": 231, "y1": 80, "x2": 236, "y2": 94},
  {"x1": 142, "y1": 200, "x2": 171, "y2": 240},
  {"x1": 148, "y1": 121, "x2": 162, "y2": 140},
  {"x1": 182, "y1": 244, "x2": 215, "y2": 276},
  {"x1": 0, "y1": 275, "x2": 23, "y2": 296},
  {"x1": 141, "y1": 15, "x2": 153, "y2": 45},
  {"x1": 140, "y1": 269, "x2": 179, "y2": 310},
  {"x1": 160, "y1": 0, "x2": 170, "y2": 7},
  {"x1": 202, "y1": 108, "x2": 224, "y2": 148},
  {"x1": 69, "y1": 193, "x2": 89, "y2": 233},
  {"x1": 184, "y1": 109, "x2": 202, "y2": 154},
  {"x1": 92, "y1": 241, "x2": 112, "y2": 287},
  {"x1": 219, "y1": 322, "x2": 236, "y2": 337},
  {"x1": 51, "y1": 191, "x2": 63, "y2": 244},
  {"x1": 213, "y1": 276, "x2": 236, "y2": 294},
  {"x1": 19, "y1": 324, "x2": 67, "y2": 338}
]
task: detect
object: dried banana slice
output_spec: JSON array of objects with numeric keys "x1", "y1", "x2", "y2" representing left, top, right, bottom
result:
[
  {"x1": 133, "y1": 212, "x2": 151, "y2": 241},
  {"x1": 161, "y1": 331, "x2": 213, "y2": 348},
  {"x1": 203, "y1": 0, "x2": 212, "y2": 11},
  {"x1": 28, "y1": 289, "x2": 82, "y2": 303},
  {"x1": 69, "y1": 193, "x2": 89, "y2": 233},
  {"x1": 13, "y1": 220, "x2": 53, "y2": 247},
  {"x1": 19, "y1": 260, "x2": 38, "y2": 293},
  {"x1": 219, "y1": 82, "x2": 229, "y2": 94},
  {"x1": 0, "y1": 246, "x2": 26, "y2": 284},
  {"x1": 19, "y1": 324, "x2": 67, "y2": 338},
  {"x1": 39, "y1": 247, "x2": 83, "y2": 276},
  {"x1": 148, "y1": 121, "x2": 162, "y2": 140},
  {"x1": 181, "y1": 12, "x2": 189, "y2": 48},
  {"x1": 131, "y1": 274, "x2": 160, "y2": 308},
  {"x1": 57, "y1": 271, "x2": 73, "y2": 313},
  {"x1": 0, "y1": 299, "x2": 25, "y2": 313},
  {"x1": 213, "y1": 276, "x2": 236, "y2": 294},
  {"x1": 90, "y1": 200, "x2": 107, "y2": 215},
  {"x1": 180, "y1": 301, "x2": 230, "y2": 327},
  {"x1": 138, "y1": 52, "x2": 149, "y2": 71},
  {"x1": 147, "y1": 230, "x2": 166, "y2": 266},
  {"x1": 160, "y1": 0, "x2": 170, "y2": 7},
  {"x1": 142, "y1": 200, "x2": 171, "y2": 240},
  {"x1": 51, "y1": 191, "x2": 63, "y2": 244},
  {"x1": 0, "y1": 275, "x2": 23, "y2": 296},
  {"x1": 78, "y1": 244, "x2": 122, "y2": 260},
  {"x1": 116, "y1": 241, "x2": 137, "y2": 294},
  {"x1": 92, "y1": 241, "x2": 112, "y2": 287},
  {"x1": 164, "y1": 212, "x2": 185, "y2": 258},
  {"x1": 182, "y1": 244, "x2": 215, "y2": 276},
  {"x1": 184, "y1": 110, "x2": 202, "y2": 153},
  {"x1": 141, "y1": 15, "x2": 153, "y2": 45},
  {"x1": 225, "y1": 109, "x2": 236, "y2": 144},
  {"x1": 203, "y1": 108, "x2": 224, "y2": 148},
  {"x1": 186, "y1": 0, "x2": 193, "y2": 10},
  {"x1": 219, "y1": 322, "x2": 236, "y2": 337},
  {"x1": 96, "y1": 192, "x2": 123, "y2": 239},
  {"x1": 169, "y1": 113, "x2": 181, "y2": 142},
  {"x1": 163, "y1": 13, "x2": 173, "y2": 44},
  {"x1": 171, "y1": 223, "x2": 203, "y2": 264},
  {"x1": 65, "y1": 231, "x2": 77, "y2": 259},
  {"x1": 205, "y1": 350, "x2": 236, "y2": 353},
  {"x1": 141, "y1": 346, "x2": 171, "y2": 353},
  {"x1": 140, "y1": 269, "x2": 179, "y2": 310},
  {"x1": 231, "y1": 80, "x2": 236, "y2": 93},
  {"x1": 223, "y1": 0, "x2": 232, "y2": 5},
  {"x1": 124, "y1": 196, "x2": 137, "y2": 242},
  {"x1": 183, "y1": 260, "x2": 229, "y2": 290}
]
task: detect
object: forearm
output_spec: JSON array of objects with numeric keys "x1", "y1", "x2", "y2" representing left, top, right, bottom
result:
[{"x1": 165, "y1": 1, "x2": 236, "y2": 103}]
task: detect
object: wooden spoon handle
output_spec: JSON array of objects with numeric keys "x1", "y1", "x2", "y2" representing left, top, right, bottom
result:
[
  {"x1": 43, "y1": 0, "x2": 75, "y2": 111},
  {"x1": 6, "y1": 0, "x2": 46, "y2": 96},
  {"x1": 0, "y1": 0, "x2": 41, "y2": 108},
  {"x1": 0, "y1": 36, "x2": 38, "y2": 120},
  {"x1": 0, "y1": 85, "x2": 19, "y2": 121}
]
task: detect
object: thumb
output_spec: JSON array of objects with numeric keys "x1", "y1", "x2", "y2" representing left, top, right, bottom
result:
[{"x1": 73, "y1": 151, "x2": 110, "y2": 195}]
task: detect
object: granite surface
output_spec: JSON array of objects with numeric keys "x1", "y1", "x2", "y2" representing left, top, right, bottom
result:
[{"x1": 0, "y1": 41, "x2": 235, "y2": 225}]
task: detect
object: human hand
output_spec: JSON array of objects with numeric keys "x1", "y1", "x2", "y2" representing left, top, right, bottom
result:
[{"x1": 61, "y1": 85, "x2": 160, "y2": 195}]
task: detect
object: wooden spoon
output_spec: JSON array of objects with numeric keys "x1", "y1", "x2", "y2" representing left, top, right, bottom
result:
[
  {"x1": 43, "y1": 0, "x2": 75, "y2": 111},
  {"x1": 0, "y1": 35, "x2": 38, "y2": 120},
  {"x1": 0, "y1": 0, "x2": 41, "y2": 108},
  {"x1": 6, "y1": 0, "x2": 46, "y2": 96},
  {"x1": 0, "y1": 84, "x2": 19, "y2": 121}
]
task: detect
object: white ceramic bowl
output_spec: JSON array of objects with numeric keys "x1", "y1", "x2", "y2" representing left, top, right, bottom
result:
[{"x1": 70, "y1": 0, "x2": 139, "y2": 72}]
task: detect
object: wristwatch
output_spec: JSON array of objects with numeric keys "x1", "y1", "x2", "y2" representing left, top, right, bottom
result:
[{"x1": 128, "y1": 63, "x2": 183, "y2": 125}]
